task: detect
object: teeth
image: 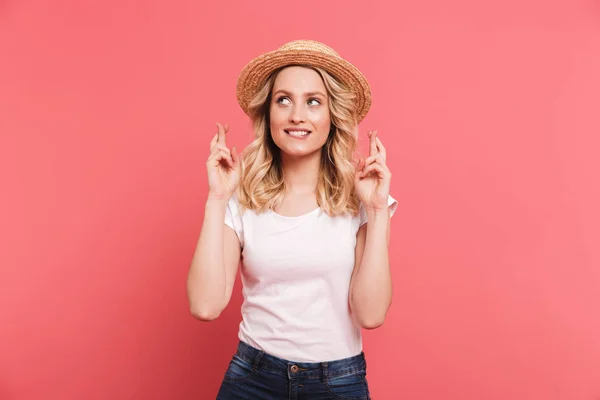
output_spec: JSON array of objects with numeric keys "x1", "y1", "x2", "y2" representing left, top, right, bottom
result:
[{"x1": 287, "y1": 130, "x2": 310, "y2": 137}]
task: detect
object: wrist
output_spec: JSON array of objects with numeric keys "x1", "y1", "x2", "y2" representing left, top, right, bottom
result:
[
  {"x1": 364, "y1": 206, "x2": 389, "y2": 220},
  {"x1": 206, "y1": 193, "x2": 230, "y2": 207}
]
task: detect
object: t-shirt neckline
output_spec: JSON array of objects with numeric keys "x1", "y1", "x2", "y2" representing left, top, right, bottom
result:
[{"x1": 268, "y1": 207, "x2": 321, "y2": 219}]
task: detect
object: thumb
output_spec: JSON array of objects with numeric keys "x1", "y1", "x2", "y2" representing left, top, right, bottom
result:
[
  {"x1": 355, "y1": 157, "x2": 365, "y2": 173},
  {"x1": 354, "y1": 157, "x2": 365, "y2": 182},
  {"x1": 231, "y1": 146, "x2": 241, "y2": 168}
]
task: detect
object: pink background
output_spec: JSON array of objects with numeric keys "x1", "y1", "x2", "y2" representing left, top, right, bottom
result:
[{"x1": 1, "y1": 0, "x2": 599, "y2": 399}]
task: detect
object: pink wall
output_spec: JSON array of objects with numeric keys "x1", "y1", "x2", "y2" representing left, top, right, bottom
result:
[{"x1": 1, "y1": 0, "x2": 599, "y2": 399}]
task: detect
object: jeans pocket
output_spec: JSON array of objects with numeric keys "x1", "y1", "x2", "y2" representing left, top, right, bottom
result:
[
  {"x1": 323, "y1": 371, "x2": 370, "y2": 399},
  {"x1": 222, "y1": 354, "x2": 257, "y2": 382}
]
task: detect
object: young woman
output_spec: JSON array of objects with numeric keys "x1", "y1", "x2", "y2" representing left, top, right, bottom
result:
[{"x1": 187, "y1": 40, "x2": 397, "y2": 400}]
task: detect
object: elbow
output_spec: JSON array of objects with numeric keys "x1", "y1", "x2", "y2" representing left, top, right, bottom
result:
[
  {"x1": 187, "y1": 280, "x2": 226, "y2": 321},
  {"x1": 189, "y1": 302, "x2": 223, "y2": 322},
  {"x1": 350, "y1": 295, "x2": 391, "y2": 330},
  {"x1": 357, "y1": 315, "x2": 386, "y2": 330},
  {"x1": 353, "y1": 301, "x2": 390, "y2": 330}
]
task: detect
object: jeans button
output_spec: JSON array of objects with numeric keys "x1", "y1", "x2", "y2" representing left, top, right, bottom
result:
[{"x1": 290, "y1": 365, "x2": 299, "y2": 373}]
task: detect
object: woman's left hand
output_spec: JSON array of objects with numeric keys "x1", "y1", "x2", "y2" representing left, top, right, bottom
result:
[{"x1": 354, "y1": 130, "x2": 392, "y2": 211}]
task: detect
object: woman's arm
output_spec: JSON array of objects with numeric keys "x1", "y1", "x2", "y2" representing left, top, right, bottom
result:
[
  {"x1": 187, "y1": 198, "x2": 241, "y2": 321},
  {"x1": 187, "y1": 122, "x2": 241, "y2": 321},
  {"x1": 349, "y1": 207, "x2": 392, "y2": 329},
  {"x1": 350, "y1": 129, "x2": 393, "y2": 329}
]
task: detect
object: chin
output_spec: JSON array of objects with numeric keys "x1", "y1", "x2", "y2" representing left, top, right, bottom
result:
[
  {"x1": 281, "y1": 138, "x2": 327, "y2": 156},
  {"x1": 272, "y1": 139, "x2": 316, "y2": 158},
  {"x1": 280, "y1": 146, "x2": 320, "y2": 158}
]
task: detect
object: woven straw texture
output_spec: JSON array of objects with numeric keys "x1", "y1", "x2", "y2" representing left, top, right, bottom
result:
[{"x1": 236, "y1": 40, "x2": 372, "y2": 123}]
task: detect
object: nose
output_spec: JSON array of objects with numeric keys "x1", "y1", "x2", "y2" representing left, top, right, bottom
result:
[{"x1": 289, "y1": 104, "x2": 306, "y2": 124}]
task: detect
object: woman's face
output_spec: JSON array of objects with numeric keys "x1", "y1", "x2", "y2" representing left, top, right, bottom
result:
[{"x1": 269, "y1": 66, "x2": 332, "y2": 158}]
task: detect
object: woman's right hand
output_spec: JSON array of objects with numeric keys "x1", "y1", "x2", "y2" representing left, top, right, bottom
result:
[{"x1": 206, "y1": 122, "x2": 240, "y2": 201}]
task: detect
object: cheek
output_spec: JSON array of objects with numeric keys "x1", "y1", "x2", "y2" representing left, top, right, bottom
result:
[
  {"x1": 310, "y1": 110, "x2": 331, "y2": 131},
  {"x1": 269, "y1": 107, "x2": 287, "y2": 129}
]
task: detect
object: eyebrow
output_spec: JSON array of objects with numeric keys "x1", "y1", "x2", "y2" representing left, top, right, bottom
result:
[{"x1": 272, "y1": 89, "x2": 327, "y2": 98}]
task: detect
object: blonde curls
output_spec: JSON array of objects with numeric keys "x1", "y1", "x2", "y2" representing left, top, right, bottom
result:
[{"x1": 238, "y1": 66, "x2": 361, "y2": 217}]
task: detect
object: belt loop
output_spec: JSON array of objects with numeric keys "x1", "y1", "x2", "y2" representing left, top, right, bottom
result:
[
  {"x1": 321, "y1": 362, "x2": 328, "y2": 382},
  {"x1": 252, "y1": 350, "x2": 264, "y2": 371}
]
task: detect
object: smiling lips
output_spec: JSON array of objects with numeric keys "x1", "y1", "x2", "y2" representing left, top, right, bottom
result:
[{"x1": 284, "y1": 129, "x2": 311, "y2": 138}]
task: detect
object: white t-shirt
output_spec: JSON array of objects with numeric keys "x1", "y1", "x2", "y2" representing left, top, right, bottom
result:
[{"x1": 224, "y1": 193, "x2": 398, "y2": 362}]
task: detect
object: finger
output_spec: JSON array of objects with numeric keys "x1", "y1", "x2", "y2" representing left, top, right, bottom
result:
[
  {"x1": 210, "y1": 133, "x2": 218, "y2": 151},
  {"x1": 218, "y1": 149, "x2": 234, "y2": 168},
  {"x1": 354, "y1": 157, "x2": 366, "y2": 174},
  {"x1": 360, "y1": 162, "x2": 387, "y2": 179},
  {"x1": 214, "y1": 144, "x2": 231, "y2": 155},
  {"x1": 206, "y1": 152, "x2": 222, "y2": 168},
  {"x1": 211, "y1": 147, "x2": 233, "y2": 167},
  {"x1": 375, "y1": 137, "x2": 386, "y2": 162},
  {"x1": 210, "y1": 143, "x2": 228, "y2": 158},
  {"x1": 231, "y1": 146, "x2": 240, "y2": 168},
  {"x1": 369, "y1": 130, "x2": 378, "y2": 156},
  {"x1": 364, "y1": 154, "x2": 385, "y2": 167},
  {"x1": 208, "y1": 148, "x2": 233, "y2": 168},
  {"x1": 216, "y1": 122, "x2": 226, "y2": 145}
]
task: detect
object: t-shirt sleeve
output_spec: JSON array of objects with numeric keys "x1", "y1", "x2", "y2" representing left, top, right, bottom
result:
[
  {"x1": 359, "y1": 194, "x2": 398, "y2": 227},
  {"x1": 224, "y1": 194, "x2": 244, "y2": 248}
]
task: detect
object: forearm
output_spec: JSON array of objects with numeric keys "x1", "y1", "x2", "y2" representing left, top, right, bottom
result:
[
  {"x1": 350, "y1": 208, "x2": 392, "y2": 328},
  {"x1": 187, "y1": 197, "x2": 229, "y2": 318}
]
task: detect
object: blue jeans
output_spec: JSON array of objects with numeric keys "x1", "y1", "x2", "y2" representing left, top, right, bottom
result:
[{"x1": 217, "y1": 341, "x2": 371, "y2": 399}]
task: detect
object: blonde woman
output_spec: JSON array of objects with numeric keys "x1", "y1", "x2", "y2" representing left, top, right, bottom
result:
[{"x1": 187, "y1": 40, "x2": 397, "y2": 400}]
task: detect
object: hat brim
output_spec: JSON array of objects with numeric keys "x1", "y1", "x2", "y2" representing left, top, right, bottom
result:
[{"x1": 236, "y1": 48, "x2": 372, "y2": 123}]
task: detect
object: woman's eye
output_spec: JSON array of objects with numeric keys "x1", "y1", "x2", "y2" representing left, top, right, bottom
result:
[
  {"x1": 308, "y1": 98, "x2": 321, "y2": 106},
  {"x1": 277, "y1": 96, "x2": 291, "y2": 105}
]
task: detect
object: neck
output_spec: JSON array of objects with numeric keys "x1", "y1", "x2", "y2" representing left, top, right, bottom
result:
[{"x1": 280, "y1": 150, "x2": 321, "y2": 194}]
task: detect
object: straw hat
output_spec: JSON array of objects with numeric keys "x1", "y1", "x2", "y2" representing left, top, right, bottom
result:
[{"x1": 236, "y1": 40, "x2": 372, "y2": 123}]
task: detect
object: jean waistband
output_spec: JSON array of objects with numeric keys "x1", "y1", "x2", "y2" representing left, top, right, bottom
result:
[{"x1": 234, "y1": 340, "x2": 367, "y2": 380}]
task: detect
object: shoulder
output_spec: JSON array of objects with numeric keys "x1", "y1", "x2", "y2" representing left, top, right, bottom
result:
[{"x1": 224, "y1": 192, "x2": 245, "y2": 246}]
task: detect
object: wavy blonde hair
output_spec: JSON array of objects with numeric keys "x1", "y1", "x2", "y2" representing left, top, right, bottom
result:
[{"x1": 238, "y1": 65, "x2": 361, "y2": 217}]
